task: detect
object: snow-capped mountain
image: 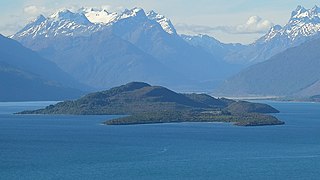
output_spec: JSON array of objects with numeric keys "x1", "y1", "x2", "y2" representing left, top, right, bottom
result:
[
  {"x1": 228, "y1": 5, "x2": 320, "y2": 63},
  {"x1": 146, "y1": 10, "x2": 177, "y2": 35},
  {"x1": 186, "y1": 5, "x2": 320, "y2": 64},
  {"x1": 12, "y1": 7, "x2": 234, "y2": 91},
  {"x1": 261, "y1": 5, "x2": 320, "y2": 43},
  {"x1": 80, "y1": 8, "x2": 118, "y2": 24},
  {"x1": 215, "y1": 5, "x2": 320, "y2": 97},
  {"x1": 15, "y1": 9, "x2": 98, "y2": 39},
  {"x1": 13, "y1": 7, "x2": 176, "y2": 41},
  {"x1": 12, "y1": 7, "x2": 180, "y2": 51},
  {"x1": 96, "y1": 8, "x2": 234, "y2": 83}
]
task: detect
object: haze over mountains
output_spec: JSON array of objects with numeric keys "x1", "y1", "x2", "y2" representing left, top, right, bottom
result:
[
  {"x1": 185, "y1": 5, "x2": 320, "y2": 64},
  {"x1": 0, "y1": 35, "x2": 85, "y2": 101},
  {"x1": 12, "y1": 7, "x2": 239, "y2": 91},
  {"x1": 2, "y1": 5, "x2": 320, "y2": 100},
  {"x1": 216, "y1": 5, "x2": 320, "y2": 97},
  {"x1": 216, "y1": 37, "x2": 320, "y2": 97}
]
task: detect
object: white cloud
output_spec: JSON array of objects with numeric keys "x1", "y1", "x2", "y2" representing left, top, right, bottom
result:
[
  {"x1": 24, "y1": 5, "x2": 47, "y2": 15},
  {"x1": 100, "y1": 5, "x2": 112, "y2": 11},
  {"x1": 0, "y1": 22, "x2": 23, "y2": 36},
  {"x1": 234, "y1": 16, "x2": 273, "y2": 34},
  {"x1": 0, "y1": 5, "x2": 50, "y2": 35},
  {"x1": 175, "y1": 16, "x2": 273, "y2": 35}
]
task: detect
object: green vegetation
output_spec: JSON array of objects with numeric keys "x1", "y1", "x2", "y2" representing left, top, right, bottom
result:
[
  {"x1": 105, "y1": 111, "x2": 284, "y2": 126},
  {"x1": 226, "y1": 101, "x2": 280, "y2": 114},
  {"x1": 18, "y1": 82, "x2": 284, "y2": 126}
]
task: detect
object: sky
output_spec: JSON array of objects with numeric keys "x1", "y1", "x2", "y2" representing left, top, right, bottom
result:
[{"x1": 0, "y1": 0, "x2": 319, "y2": 44}]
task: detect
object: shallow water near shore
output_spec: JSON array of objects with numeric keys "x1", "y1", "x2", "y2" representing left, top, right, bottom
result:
[{"x1": 0, "y1": 101, "x2": 319, "y2": 179}]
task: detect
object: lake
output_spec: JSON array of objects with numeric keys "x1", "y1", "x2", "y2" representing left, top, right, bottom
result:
[{"x1": 0, "y1": 101, "x2": 319, "y2": 180}]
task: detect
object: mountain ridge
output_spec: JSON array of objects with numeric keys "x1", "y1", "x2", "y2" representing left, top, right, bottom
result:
[
  {"x1": 0, "y1": 35, "x2": 86, "y2": 101},
  {"x1": 215, "y1": 36, "x2": 320, "y2": 97},
  {"x1": 228, "y1": 5, "x2": 320, "y2": 63},
  {"x1": 11, "y1": 7, "x2": 235, "y2": 91},
  {"x1": 184, "y1": 5, "x2": 320, "y2": 65}
]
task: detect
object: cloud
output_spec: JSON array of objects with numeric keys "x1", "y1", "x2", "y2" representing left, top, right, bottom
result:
[
  {"x1": 24, "y1": 5, "x2": 47, "y2": 15},
  {"x1": 0, "y1": 22, "x2": 23, "y2": 36},
  {"x1": 0, "y1": 5, "x2": 49, "y2": 36},
  {"x1": 100, "y1": 5, "x2": 112, "y2": 11},
  {"x1": 176, "y1": 16, "x2": 273, "y2": 35},
  {"x1": 234, "y1": 16, "x2": 273, "y2": 34},
  {"x1": 175, "y1": 23, "x2": 221, "y2": 35}
]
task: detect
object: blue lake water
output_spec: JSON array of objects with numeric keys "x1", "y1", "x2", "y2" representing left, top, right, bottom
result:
[{"x1": 0, "y1": 101, "x2": 320, "y2": 180}]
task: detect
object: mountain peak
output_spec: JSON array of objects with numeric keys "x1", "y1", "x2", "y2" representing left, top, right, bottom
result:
[
  {"x1": 121, "y1": 7, "x2": 146, "y2": 19},
  {"x1": 291, "y1": 5, "x2": 308, "y2": 19},
  {"x1": 146, "y1": 10, "x2": 164, "y2": 19},
  {"x1": 267, "y1": 24, "x2": 282, "y2": 34},
  {"x1": 29, "y1": 14, "x2": 46, "y2": 26},
  {"x1": 80, "y1": 7, "x2": 110, "y2": 14},
  {"x1": 290, "y1": 5, "x2": 320, "y2": 20},
  {"x1": 146, "y1": 10, "x2": 177, "y2": 34},
  {"x1": 81, "y1": 7, "x2": 118, "y2": 24},
  {"x1": 49, "y1": 9, "x2": 91, "y2": 25},
  {"x1": 228, "y1": 5, "x2": 320, "y2": 64},
  {"x1": 14, "y1": 14, "x2": 47, "y2": 35},
  {"x1": 132, "y1": 7, "x2": 144, "y2": 13},
  {"x1": 35, "y1": 14, "x2": 46, "y2": 23},
  {"x1": 295, "y1": 5, "x2": 306, "y2": 12},
  {"x1": 261, "y1": 5, "x2": 320, "y2": 43},
  {"x1": 310, "y1": 5, "x2": 320, "y2": 15},
  {"x1": 312, "y1": 5, "x2": 319, "y2": 9},
  {"x1": 49, "y1": 9, "x2": 72, "y2": 19}
]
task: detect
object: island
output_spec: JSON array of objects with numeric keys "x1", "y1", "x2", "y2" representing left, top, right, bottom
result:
[{"x1": 18, "y1": 82, "x2": 284, "y2": 126}]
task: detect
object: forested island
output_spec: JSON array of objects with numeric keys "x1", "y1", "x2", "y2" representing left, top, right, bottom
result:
[{"x1": 18, "y1": 82, "x2": 284, "y2": 126}]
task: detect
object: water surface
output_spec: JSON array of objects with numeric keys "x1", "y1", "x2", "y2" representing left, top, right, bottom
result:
[{"x1": 0, "y1": 101, "x2": 319, "y2": 180}]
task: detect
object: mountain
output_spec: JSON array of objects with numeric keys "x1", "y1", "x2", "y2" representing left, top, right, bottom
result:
[
  {"x1": 11, "y1": 7, "x2": 237, "y2": 91},
  {"x1": 181, "y1": 34, "x2": 245, "y2": 63},
  {"x1": 19, "y1": 82, "x2": 283, "y2": 126},
  {"x1": 0, "y1": 35, "x2": 85, "y2": 101},
  {"x1": 215, "y1": 37, "x2": 320, "y2": 97},
  {"x1": 0, "y1": 62, "x2": 82, "y2": 101},
  {"x1": 0, "y1": 34, "x2": 87, "y2": 89},
  {"x1": 29, "y1": 30, "x2": 189, "y2": 89},
  {"x1": 176, "y1": 5, "x2": 320, "y2": 65},
  {"x1": 228, "y1": 5, "x2": 320, "y2": 64},
  {"x1": 12, "y1": 9, "x2": 188, "y2": 90},
  {"x1": 107, "y1": 8, "x2": 232, "y2": 81}
]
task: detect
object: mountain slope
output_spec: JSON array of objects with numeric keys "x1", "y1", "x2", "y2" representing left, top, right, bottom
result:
[
  {"x1": 108, "y1": 8, "x2": 232, "y2": 82},
  {"x1": 0, "y1": 34, "x2": 88, "y2": 90},
  {"x1": 0, "y1": 35, "x2": 85, "y2": 101},
  {"x1": 0, "y1": 62, "x2": 83, "y2": 101},
  {"x1": 11, "y1": 7, "x2": 237, "y2": 91},
  {"x1": 181, "y1": 34, "x2": 245, "y2": 63},
  {"x1": 35, "y1": 30, "x2": 188, "y2": 89},
  {"x1": 227, "y1": 5, "x2": 320, "y2": 64},
  {"x1": 215, "y1": 37, "x2": 320, "y2": 97}
]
